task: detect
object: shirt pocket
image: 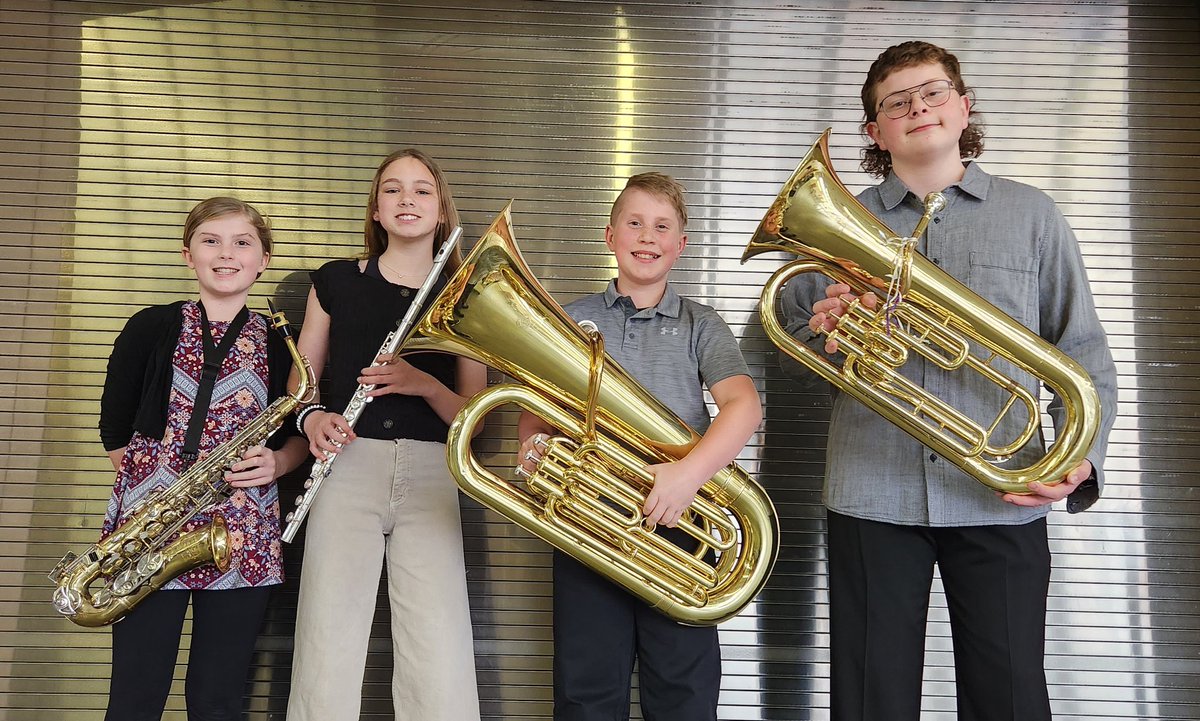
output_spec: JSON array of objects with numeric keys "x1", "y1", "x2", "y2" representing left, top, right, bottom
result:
[{"x1": 967, "y1": 251, "x2": 1037, "y2": 328}]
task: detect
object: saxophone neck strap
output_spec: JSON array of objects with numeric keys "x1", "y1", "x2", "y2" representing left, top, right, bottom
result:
[{"x1": 181, "y1": 302, "x2": 251, "y2": 466}]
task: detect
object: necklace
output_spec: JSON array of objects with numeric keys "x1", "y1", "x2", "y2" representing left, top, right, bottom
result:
[{"x1": 377, "y1": 256, "x2": 430, "y2": 282}]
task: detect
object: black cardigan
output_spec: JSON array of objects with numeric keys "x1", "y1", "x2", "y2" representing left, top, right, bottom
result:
[{"x1": 98, "y1": 300, "x2": 297, "y2": 452}]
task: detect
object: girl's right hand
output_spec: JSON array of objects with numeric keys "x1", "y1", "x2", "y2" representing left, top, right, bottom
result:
[{"x1": 304, "y1": 410, "x2": 357, "y2": 461}]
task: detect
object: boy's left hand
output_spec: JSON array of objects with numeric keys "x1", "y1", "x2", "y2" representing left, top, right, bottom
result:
[
  {"x1": 643, "y1": 461, "x2": 705, "y2": 527},
  {"x1": 226, "y1": 444, "x2": 277, "y2": 488},
  {"x1": 999, "y1": 459, "x2": 1092, "y2": 507}
]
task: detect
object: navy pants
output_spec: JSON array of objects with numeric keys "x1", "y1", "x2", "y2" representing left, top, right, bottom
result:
[
  {"x1": 827, "y1": 510, "x2": 1052, "y2": 721},
  {"x1": 105, "y1": 586, "x2": 271, "y2": 721},
  {"x1": 552, "y1": 548, "x2": 722, "y2": 721}
]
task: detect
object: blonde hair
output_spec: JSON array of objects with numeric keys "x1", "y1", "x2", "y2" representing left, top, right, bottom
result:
[
  {"x1": 363, "y1": 148, "x2": 463, "y2": 273},
  {"x1": 610, "y1": 172, "x2": 688, "y2": 228},
  {"x1": 182, "y1": 196, "x2": 272, "y2": 255}
]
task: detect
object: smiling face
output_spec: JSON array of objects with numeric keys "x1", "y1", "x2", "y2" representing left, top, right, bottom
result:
[
  {"x1": 182, "y1": 212, "x2": 269, "y2": 305},
  {"x1": 605, "y1": 187, "x2": 687, "y2": 300},
  {"x1": 371, "y1": 155, "x2": 443, "y2": 247},
  {"x1": 865, "y1": 62, "x2": 971, "y2": 171}
]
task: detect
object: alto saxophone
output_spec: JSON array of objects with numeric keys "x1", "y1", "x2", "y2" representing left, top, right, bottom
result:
[
  {"x1": 49, "y1": 302, "x2": 315, "y2": 627},
  {"x1": 280, "y1": 227, "x2": 463, "y2": 542}
]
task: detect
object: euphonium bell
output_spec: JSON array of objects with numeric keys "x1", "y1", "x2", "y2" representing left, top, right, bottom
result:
[
  {"x1": 402, "y1": 203, "x2": 780, "y2": 625},
  {"x1": 741, "y1": 129, "x2": 1101, "y2": 494}
]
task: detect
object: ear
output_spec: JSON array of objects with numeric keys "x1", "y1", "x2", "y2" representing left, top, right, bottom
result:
[
  {"x1": 372, "y1": 209, "x2": 380, "y2": 223},
  {"x1": 957, "y1": 93, "x2": 971, "y2": 130},
  {"x1": 677, "y1": 232, "x2": 688, "y2": 254},
  {"x1": 257, "y1": 251, "x2": 270, "y2": 274},
  {"x1": 604, "y1": 224, "x2": 615, "y2": 251},
  {"x1": 865, "y1": 120, "x2": 886, "y2": 151},
  {"x1": 181, "y1": 246, "x2": 194, "y2": 269}
]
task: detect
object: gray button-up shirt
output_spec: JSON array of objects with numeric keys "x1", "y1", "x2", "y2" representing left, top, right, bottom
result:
[
  {"x1": 565, "y1": 280, "x2": 751, "y2": 433},
  {"x1": 780, "y1": 162, "x2": 1118, "y2": 527}
]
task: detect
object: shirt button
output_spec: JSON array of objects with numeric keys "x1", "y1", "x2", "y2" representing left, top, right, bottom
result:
[
  {"x1": 383, "y1": 419, "x2": 394, "y2": 429},
  {"x1": 628, "y1": 333, "x2": 634, "y2": 339},
  {"x1": 933, "y1": 217, "x2": 941, "y2": 224},
  {"x1": 929, "y1": 453, "x2": 937, "y2": 462}
]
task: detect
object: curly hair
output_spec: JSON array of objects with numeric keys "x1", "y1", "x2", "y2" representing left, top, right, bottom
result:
[{"x1": 860, "y1": 41, "x2": 985, "y2": 178}]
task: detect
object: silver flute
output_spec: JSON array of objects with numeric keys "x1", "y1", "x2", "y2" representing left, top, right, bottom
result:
[{"x1": 281, "y1": 226, "x2": 463, "y2": 542}]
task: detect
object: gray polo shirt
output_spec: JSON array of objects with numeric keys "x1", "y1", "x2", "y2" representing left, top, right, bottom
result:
[
  {"x1": 780, "y1": 162, "x2": 1118, "y2": 527},
  {"x1": 564, "y1": 280, "x2": 751, "y2": 433}
]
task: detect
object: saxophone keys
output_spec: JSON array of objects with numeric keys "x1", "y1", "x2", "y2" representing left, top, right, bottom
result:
[
  {"x1": 110, "y1": 570, "x2": 136, "y2": 595},
  {"x1": 135, "y1": 553, "x2": 164, "y2": 577},
  {"x1": 91, "y1": 588, "x2": 112, "y2": 609}
]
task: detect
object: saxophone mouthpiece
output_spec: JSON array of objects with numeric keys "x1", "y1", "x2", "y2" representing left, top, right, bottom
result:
[{"x1": 266, "y1": 300, "x2": 294, "y2": 339}]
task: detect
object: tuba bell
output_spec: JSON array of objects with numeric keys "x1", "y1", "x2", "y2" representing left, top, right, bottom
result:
[
  {"x1": 741, "y1": 129, "x2": 1101, "y2": 495},
  {"x1": 403, "y1": 203, "x2": 780, "y2": 626}
]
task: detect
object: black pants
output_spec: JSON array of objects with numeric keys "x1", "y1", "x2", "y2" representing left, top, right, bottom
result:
[
  {"x1": 552, "y1": 548, "x2": 721, "y2": 721},
  {"x1": 105, "y1": 586, "x2": 271, "y2": 721},
  {"x1": 827, "y1": 510, "x2": 1052, "y2": 721}
]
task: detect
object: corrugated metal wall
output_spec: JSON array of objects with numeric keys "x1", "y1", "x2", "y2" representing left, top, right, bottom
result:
[{"x1": 2, "y1": 1, "x2": 1197, "y2": 719}]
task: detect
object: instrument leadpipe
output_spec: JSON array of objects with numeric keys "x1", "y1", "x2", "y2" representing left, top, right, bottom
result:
[{"x1": 281, "y1": 227, "x2": 463, "y2": 542}]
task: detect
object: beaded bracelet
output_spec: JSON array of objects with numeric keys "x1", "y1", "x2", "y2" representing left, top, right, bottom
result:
[{"x1": 294, "y1": 404, "x2": 326, "y2": 438}]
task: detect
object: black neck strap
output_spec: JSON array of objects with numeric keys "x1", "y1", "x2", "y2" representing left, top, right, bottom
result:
[{"x1": 180, "y1": 302, "x2": 250, "y2": 465}]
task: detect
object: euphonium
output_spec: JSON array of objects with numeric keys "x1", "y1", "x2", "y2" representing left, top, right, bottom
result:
[
  {"x1": 49, "y1": 303, "x2": 315, "y2": 627},
  {"x1": 402, "y1": 203, "x2": 779, "y2": 626},
  {"x1": 741, "y1": 128, "x2": 1100, "y2": 494}
]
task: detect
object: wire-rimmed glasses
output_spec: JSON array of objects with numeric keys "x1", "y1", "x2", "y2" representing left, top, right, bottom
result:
[{"x1": 877, "y1": 79, "x2": 957, "y2": 119}]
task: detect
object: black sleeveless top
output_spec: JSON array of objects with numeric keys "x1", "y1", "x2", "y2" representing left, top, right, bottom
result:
[{"x1": 310, "y1": 258, "x2": 457, "y2": 442}]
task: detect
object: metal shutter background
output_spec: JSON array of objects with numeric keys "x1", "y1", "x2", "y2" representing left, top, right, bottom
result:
[{"x1": 1, "y1": 1, "x2": 1197, "y2": 719}]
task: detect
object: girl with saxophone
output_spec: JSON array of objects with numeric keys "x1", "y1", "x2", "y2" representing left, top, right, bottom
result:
[
  {"x1": 98, "y1": 196, "x2": 309, "y2": 720},
  {"x1": 286, "y1": 148, "x2": 485, "y2": 720}
]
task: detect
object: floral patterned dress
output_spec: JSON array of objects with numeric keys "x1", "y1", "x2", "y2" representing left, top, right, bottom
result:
[{"x1": 101, "y1": 301, "x2": 283, "y2": 589}]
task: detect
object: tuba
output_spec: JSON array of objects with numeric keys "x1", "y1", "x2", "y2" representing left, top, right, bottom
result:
[
  {"x1": 741, "y1": 128, "x2": 1100, "y2": 494},
  {"x1": 49, "y1": 303, "x2": 315, "y2": 627},
  {"x1": 403, "y1": 203, "x2": 779, "y2": 626}
]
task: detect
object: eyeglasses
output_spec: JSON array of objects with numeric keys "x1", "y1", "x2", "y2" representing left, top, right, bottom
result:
[{"x1": 876, "y1": 79, "x2": 957, "y2": 119}]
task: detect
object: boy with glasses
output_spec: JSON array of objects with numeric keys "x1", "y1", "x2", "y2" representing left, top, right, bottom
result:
[{"x1": 779, "y1": 40, "x2": 1118, "y2": 721}]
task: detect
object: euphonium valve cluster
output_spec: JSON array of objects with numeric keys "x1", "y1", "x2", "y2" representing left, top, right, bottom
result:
[
  {"x1": 741, "y1": 129, "x2": 1101, "y2": 494},
  {"x1": 403, "y1": 203, "x2": 780, "y2": 625}
]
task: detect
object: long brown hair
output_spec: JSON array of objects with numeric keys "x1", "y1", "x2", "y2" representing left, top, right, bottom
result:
[
  {"x1": 362, "y1": 148, "x2": 463, "y2": 272},
  {"x1": 860, "y1": 41, "x2": 985, "y2": 178}
]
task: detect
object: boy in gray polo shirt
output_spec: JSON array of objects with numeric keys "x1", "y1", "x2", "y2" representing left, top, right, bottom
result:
[{"x1": 517, "y1": 172, "x2": 762, "y2": 721}]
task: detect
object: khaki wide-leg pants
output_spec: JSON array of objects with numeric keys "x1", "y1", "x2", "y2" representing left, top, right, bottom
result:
[{"x1": 287, "y1": 438, "x2": 480, "y2": 721}]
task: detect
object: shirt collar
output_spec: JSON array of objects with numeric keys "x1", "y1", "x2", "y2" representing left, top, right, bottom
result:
[
  {"x1": 602, "y1": 279, "x2": 682, "y2": 318},
  {"x1": 879, "y1": 161, "x2": 992, "y2": 210}
]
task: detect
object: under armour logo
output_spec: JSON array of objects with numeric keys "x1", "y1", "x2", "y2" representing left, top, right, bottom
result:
[{"x1": 660, "y1": 327, "x2": 679, "y2": 336}]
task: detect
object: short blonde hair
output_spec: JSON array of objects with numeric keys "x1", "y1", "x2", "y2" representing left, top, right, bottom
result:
[
  {"x1": 183, "y1": 196, "x2": 272, "y2": 255},
  {"x1": 610, "y1": 172, "x2": 688, "y2": 228}
]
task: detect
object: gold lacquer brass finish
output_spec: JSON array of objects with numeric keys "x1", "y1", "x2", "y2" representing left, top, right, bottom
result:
[
  {"x1": 405, "y1": 204, "x2": 780, "y2": 625},
  {"x1": 742, "y1": 129, "x2": 1101, "y2": 494},
  {"x1": 49, "y1": 304, "x2": 315, "y2": 627}
]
